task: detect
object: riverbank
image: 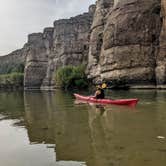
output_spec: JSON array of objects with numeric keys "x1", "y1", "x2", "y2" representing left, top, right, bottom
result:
[{"x1": 0, "y1": 73, "x2": 24, "y2": 89}]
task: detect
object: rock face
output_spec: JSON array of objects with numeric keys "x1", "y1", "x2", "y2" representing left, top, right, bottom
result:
[
  {"x1": 156, "y1": 0, "x2": 166, "y2": 88},
  {"x1": 41, "y1": 6, "x2": 95, "y2": 89},
  {"x1": 24, "y1": 5, "x2": 95, "y2": 89},
  {"x1": 24, "y1": 28, "x2": 54, "y2": 89},
  {"x1": 0, "y1": 49, "x2": 25, "y2": 74},
  {"x1": 87, "y1": 0, "x2": 162, "y2": 87},
  {"x1": 1, "y1": 1, "x2": 166, "y2": 89},
  {"x1": 87, "y1": 0, "x2": 114, "y2": 82}
]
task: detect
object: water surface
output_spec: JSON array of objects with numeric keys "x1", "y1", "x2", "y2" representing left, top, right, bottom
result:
[{"x1": 0, "y1": 90, "x2": 166, "y2": 166}]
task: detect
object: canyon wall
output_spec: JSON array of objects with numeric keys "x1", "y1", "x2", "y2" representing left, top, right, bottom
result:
[
  {"x1": 0, "y1": 0, "x2": 166, "y2": 89},
  {"x1": 87, "y1": 0, "x2": 162, "y2": 88},
  {"x1": 41, "y1": 7, "x2": 95, "y2": 89},
  {"x1": 156, "y1": 0, "x2": 166, "y2": 88},
  {"x1": 0, "y1": 49, "x2": 25, "y2": 74},
  {"x1": 24, "y1": 5, "x2": 95, "y2": 89},
  {"x1": 24, "y1": 29, "x2": 54, "y2": 89},
  {"x1": 87, "y1": 0, "x2": 114, "y2": 82}
]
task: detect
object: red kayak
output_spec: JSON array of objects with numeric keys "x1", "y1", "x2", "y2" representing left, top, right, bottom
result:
[{"x1": 74, "y1": 93, "x2": 139, "y2": 107}]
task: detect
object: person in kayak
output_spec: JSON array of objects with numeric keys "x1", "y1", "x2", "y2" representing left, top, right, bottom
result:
[{"x1": 94, "y1": 83, "x2": 107, "y2": 99}]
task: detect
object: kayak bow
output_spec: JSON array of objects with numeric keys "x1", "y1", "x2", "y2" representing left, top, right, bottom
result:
[{"x1": 74, "y1": 93, "x2": 139, "y2": 107}]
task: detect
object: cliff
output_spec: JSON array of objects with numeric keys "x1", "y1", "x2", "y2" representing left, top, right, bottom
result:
[
  {"x1": 0, "y1": 49, "x2": 25, "y2": 74},
  {"x1": 87, "y1": 0, "x2": 163, "y2": 88},
  {"x1": 41, "y1": 8, "x2": 95, "y2": 89},
  {"x1": 0, "y1": 0, "x2": 166, "y2": 89},
  {"x1": 24, "y1": 30, "x2": 54, "y2": 89},
  {"x1": 24, "y1": 5, "x2": 95, "y2": 89},
  {"x1": 87, "y1": 0, "x2": 114, "y2": 82},
  {"x1": 156, "y1": 0, "x2": 166, "y2": 88}
]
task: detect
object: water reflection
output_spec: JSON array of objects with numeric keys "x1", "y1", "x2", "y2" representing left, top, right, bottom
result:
[
  {"x1": 0, "y1": 90, "x2": 166, "y2": 166},
  {"x1": 24, "y1": 91, "x2": 93, "y2": 166}
]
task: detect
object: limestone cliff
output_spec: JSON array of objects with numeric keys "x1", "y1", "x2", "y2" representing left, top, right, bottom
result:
[
  {"x1": 0, "y1": 49, "x2": 25, "y2": 74},
  {"x1": 24, "y1": 28, "x2": 54, "y2": 89},
  {"x1": 1, "y1": 1, "x2": 166, "y2": 89},
  {"x1": 24, "y1": 5, "x2": 95, "y2": 89},
  {"x1": 41, "y1": 6, "x2": 95, "y2": 89},
  {"x1": 87, "y1": 0, "x2": 114, "y2": 82},
  {"x1": 156, "y1": 0, "x2": 166, "y2": 88},
  {"x1": 87, "y1": 0, "x2": 162, "y2": 88}
]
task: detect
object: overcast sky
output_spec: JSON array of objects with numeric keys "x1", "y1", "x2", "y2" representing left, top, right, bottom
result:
[{"x1": 0, "y1": 0, "x2": 96, "y2": 56}]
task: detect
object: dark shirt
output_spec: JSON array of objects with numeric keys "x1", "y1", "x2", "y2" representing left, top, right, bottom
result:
[{"x1": 96, "y1": 89, "x2": 105, "y2": 99}]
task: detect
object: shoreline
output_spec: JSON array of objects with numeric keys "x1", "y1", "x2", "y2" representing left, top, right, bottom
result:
[{"x1": 1, "y1": 84, "x2": 166, "y2": 91}]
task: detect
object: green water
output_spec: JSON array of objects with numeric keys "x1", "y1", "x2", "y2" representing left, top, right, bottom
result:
[{"x1": 0, "y1": 90, "x2": 166, "y2": 166}]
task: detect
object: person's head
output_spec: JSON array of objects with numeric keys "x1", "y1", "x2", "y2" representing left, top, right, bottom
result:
[
  {"x1": 96, "y1": 81, "x2": 107, "y2": 90},
  {"x1": 96, "y1": 85, "x2": 102, "y2": 90},
  {"x1": 96, "y1": 80, "x2": 102, "y2": 89},
  {"x1": 101, "y1": 83, "x2": 107, "y2": 89}
]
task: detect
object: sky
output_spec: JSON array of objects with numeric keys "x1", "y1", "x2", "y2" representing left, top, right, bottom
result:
[{"x1": 0, "y1": 0, "x2": 96, "y2": 56}]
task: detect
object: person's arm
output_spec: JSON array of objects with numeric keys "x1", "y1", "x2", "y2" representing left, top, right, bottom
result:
[{"x1": 94, "y1": 90, "x2": 101, "y2": 98}]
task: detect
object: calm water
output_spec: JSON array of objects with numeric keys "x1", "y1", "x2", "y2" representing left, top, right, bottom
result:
[{"x1": 0, "y1": 90, "x2": 166, "y2": 166}]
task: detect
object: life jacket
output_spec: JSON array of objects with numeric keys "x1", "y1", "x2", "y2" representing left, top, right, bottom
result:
[{"x1": 96, "y1": 88, "x2": 105, "y2": 99}]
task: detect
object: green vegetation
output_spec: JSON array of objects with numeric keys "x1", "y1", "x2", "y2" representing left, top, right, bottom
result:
[
  {"x1": 0, "y1": 73, "x2": 24, "y2": 88},
  {"x1": 55, "y1": 65, "x2": 88, "y2": 90},
  {"x1": 0, "y1": 62, "x2": 24, "y2": 88},
  {"x1": 0, "y1": 63, "x2": 24, "y2": 74}
]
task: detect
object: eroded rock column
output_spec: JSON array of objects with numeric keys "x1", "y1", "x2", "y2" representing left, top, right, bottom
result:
[
  {"x1": 87, "y1": 0, "x2": 114, "y2": 82},
  {"x1": 156, "y1": 0, "x2": 166, "y2": 88},
  {"x1": 24, "y1": 28, "x2": 53, "y2": 89}
]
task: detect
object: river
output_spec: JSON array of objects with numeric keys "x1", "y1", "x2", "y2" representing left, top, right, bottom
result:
[{"x1": 0, "y1": 90, "x2": 166, "y2": 166}]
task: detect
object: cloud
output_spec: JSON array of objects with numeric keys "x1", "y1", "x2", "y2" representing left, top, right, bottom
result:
[{"x1": 0, "y1": 0, "x2": 96, "y2": 55}]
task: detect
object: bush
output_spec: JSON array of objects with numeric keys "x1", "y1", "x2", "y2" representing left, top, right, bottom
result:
[
  {"x1": 0, "y1": 62, "x2": 24, "y2": 88},
  {"x1": 10, "y1": 63, "x2": 25, "y2": 73},
  {"x1": 0, "y1": 73, "x2": 24, "y2": 88},
  {"x1": 0, "y1": 63, "x2": 24, "y2": 74},
  {"x1": 55, "y1": 65, "x2": 88, "y2": 90}
]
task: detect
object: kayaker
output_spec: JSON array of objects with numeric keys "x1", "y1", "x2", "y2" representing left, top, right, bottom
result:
[{"x1": 94, "y1": 83, "x2": 107, "y2": 99}]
